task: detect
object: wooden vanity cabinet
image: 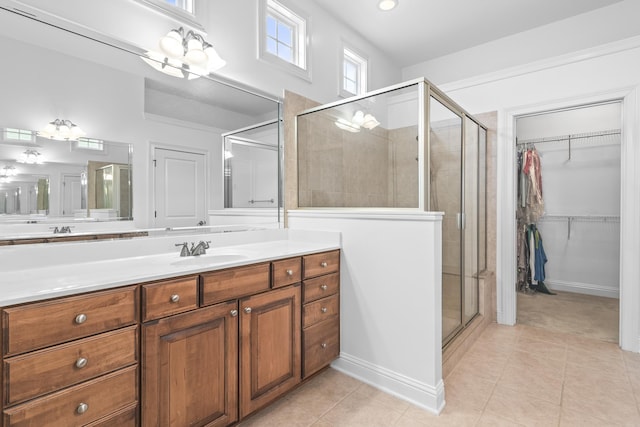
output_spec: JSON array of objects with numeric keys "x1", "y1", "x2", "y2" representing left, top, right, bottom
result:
[
  {"x1": 239, "y1": 284, "x2": 301, "y2": 418},
  {"x1": 302, "y1": 250, "x2": 341, "y2": 378},
  {"x1": 1, "y1": 286, "x2": 139, "y2": 427},
  {"x1": 141, "y1": 300, "x2": 238, "y2": 427}
]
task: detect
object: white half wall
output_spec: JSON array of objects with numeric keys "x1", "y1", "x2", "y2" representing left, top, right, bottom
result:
[{"x1": 288, "y1": 209, "x2": 445, "y2": 413}]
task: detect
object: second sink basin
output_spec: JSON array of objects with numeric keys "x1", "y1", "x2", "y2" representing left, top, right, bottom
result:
[{"x1": 171, "y1": 253, "x2": 249, "y2": 267}]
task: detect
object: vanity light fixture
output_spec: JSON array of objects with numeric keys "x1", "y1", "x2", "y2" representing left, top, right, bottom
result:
[
  {"x1": 0, "y1": 166, "x2": 16, "y2": 183},
  {"x1": 378, "y1": 0, "x2": 398, "y2": 11},
  {"x1": 141, "y1": 27, "x2": 226, "y2": 80},
  {"x1": 16, "y1": 149, "x2": 43, "y2": 165},
  {"x1": 38, "y1": 119, "x2": 86, "y2": 141}
]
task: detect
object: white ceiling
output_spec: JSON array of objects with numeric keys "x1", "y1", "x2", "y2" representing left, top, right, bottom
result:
[{"x1": 313, "y1": 0, "x2": 623, "y2": 67}]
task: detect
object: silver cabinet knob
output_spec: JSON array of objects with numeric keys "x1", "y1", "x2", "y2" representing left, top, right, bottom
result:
[
  {"x1": 74, "y1": 314, "x2": 87, "y2": 324},
  {"x1": 230, "y1": 309, "x2": 238, "y2": 317},
  {"x1": 76, "y1": 403, "x2": 89, "y2": 414},
  {"x1": 321, "y1": 343, "x2": 327, "y2": 349},
  {"x1": 321, "y1": 307, "x2": 328, "y2": 313},
  {"x1": 286, "y1": 269, "x2": 293, "y2": 276},
  {"x1": 75, "y1": 357, "x2": 88, "y2": 369},
  {"x1": 320, "y1": 284, "x2": 328, "y2": 291},
  {"x1": 170, "y1": 294, "x2": 180, "y2": 303},
  {"x1": 320, "y1": 261, "x2": 328, "y2": 268},
  {"x1": 244, "y1": 307, "x2": 252, "y2": 314}
]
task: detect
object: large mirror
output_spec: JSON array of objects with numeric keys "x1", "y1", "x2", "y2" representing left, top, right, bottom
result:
[
  {"x1": 0, "y1": 129, "x2": 132, "y2": 221},
  {"x1": 0, "y1": 3, "x2": 282, "y2": 235}
]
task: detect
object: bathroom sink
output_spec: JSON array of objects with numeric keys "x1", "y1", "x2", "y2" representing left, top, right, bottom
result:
[{"x1": 171, "y1": 253, "x2": 250, "y2": 266}]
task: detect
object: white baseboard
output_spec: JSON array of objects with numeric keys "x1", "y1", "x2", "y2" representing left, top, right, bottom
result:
[
  {"x1": 331, "y1": 353, "x2": 445, "y2": 414},
  {"x1": 546, "y1": 279, "x2": 619, "y2": 299}
]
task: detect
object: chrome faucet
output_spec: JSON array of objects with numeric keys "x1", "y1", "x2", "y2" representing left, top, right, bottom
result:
[
  {"x1": 191, "y1": 240, "x2": 211, "y2": 256},
  {"x1": 52, "y1": 226, "x2": 72, "y2": 234},
  {"x1": 175, "y1": 240, "x2": 211, "y2": 257}
]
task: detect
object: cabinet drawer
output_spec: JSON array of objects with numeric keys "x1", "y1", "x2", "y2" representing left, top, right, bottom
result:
[
  {"x1": 142, "y1": 276, "x2": 198, "y2": 322},
  {"x1": 271, "y1": 257, "x2": 302, "y2": 289},
  {"x1": 201, "y1": 263, "x2": 270, "y2": 306},
  {"x1": 84, "y1": 402, "x2": 137, "y2": 427},
  {"x1": 303, "y1": 294, "x2": 339, "y2": 329},
  {"x1": 3, "y1": 286, "x2": 138, "y2": 356},
  {"x1": 4, "y1": 326, "x2": 138, "y2": 405},
  {"x1": 303, "y1": 250, "x2": 340, "y2": 279},
  {"x1": 302, "y1": 272, "x2": 339, "y2": 303},
  {"x1": 303, "y1": 317, "x2": 339, "y2": 378},
  {"x1": 3, "y1": 365, "x2": 137, "y2": 427}
]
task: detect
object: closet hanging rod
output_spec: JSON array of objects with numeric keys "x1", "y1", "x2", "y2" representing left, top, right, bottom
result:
[
  {"x1": 538, "y1": 214, "x2": 620, "y2": 222},
  {"x1": 516, "y1": 129, "x2": 621, "y2": 146}
]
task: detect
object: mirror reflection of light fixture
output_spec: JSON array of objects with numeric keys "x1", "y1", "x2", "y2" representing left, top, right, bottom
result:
[
  {"x1": 141, "y1": 27, "x2": 226, "y2": 80},
  {"x1": 0, "y1": 165, "x2": 16, "y2": 183},
  {"x1": 334, "y1": 110, "x2": 380, "y2": 132},
  {"x1": 16, "y1": 149, "x2": 43, "y2": 165},
  {"x1": 38, "y1": 119, "x2": 86, "y2": 141},
  {"x1": 378, "y1": 0, "x2": 398, "y2": 11},
  {"x1": 224, "y1": 150, "x2": 234, "y2": 159}
]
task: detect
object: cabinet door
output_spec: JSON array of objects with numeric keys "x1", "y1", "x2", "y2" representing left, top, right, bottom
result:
[
  {"x1": 240, "y1": 285, "x2": 301, "y2": 418},
  {"x1": 142, "y1": 301, "x2": 238, "y2": 427}
]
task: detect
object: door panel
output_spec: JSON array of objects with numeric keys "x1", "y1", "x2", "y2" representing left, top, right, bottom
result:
[{"x1": 154, "y1": 148, "x2": 206, "y2": 228}]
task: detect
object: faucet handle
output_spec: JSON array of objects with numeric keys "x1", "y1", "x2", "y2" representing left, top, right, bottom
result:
[{"x1": 175, "y1": 242, "x2": 190, "y2": 257}]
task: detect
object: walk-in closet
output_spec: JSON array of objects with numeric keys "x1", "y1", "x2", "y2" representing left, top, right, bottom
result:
[{"x1": 514, "y1": 101, "x2": 621, "y2": 343}]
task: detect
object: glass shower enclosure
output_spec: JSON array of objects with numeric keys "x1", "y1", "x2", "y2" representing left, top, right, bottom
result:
[{"x1": 296, "y1": 78, "x2": 487, "y2": 345}]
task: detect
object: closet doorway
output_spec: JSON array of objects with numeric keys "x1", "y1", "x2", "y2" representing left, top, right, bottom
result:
[{"x1": 514, "y1": 101, "x2": 621, "y2": 343}]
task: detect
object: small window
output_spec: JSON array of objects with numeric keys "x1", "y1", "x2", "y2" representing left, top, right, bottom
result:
[
  {"x1": 341, "y1": 46, "x2": 368, "y2": 97},
  {"x1": 162, "y1": 0, "x2": 193, "y2": 13},
  {"x1": 74, "y1": 138, "x2": 104, "y2": 151},
  {"x1": 260, "y1": 0, "x2": 309, "y2": 79},
  {"x1": 4, "y1": 128, "x2": 35, "y2": 142}
]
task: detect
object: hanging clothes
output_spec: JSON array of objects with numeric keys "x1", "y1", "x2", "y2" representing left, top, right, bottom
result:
[{"x1": 520, "y1": 148, "x2": 544, "y2": 224}]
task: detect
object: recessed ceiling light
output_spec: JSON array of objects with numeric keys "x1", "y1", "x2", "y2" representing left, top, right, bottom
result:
[{"x1": 378, "y1": 0, "x2": 398, "y2": 11}]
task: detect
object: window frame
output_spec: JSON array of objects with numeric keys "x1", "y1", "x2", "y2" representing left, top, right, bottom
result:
[
  {"x1": 339, "y1": 43, "x2": 368, "y2": 98},
  {"x1": 133, "y1": 0, "x2": 204, "y2": 31},
  {"x1": 259, "y1": 0, "x2": 311, "y2": 81}
]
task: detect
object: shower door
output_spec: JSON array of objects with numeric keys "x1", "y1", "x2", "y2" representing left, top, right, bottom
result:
[{"x1": 429, "y1": 95, "x2": 464, "y2": 343}]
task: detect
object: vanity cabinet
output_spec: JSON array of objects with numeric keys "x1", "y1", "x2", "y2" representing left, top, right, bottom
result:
[
  {"x1": 1, "y1": 286, "x2": 139, "y2": 426},
  {"x1": 302, "y1": 251, "x2": 341, "y2": 378},
  {"x1": 239, "y1": 284, "x2": 301, "y2": 418},
  {"x1": 141, "y1": 299, "x2": 238, "y2": 427},
  {"x1": 0, "y1": 249, "x2": 339, "y2": 427}
]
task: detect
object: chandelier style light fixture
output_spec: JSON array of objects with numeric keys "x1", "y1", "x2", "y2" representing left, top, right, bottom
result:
[
  {"x1": 16, "y1": 149, "x2": 43, "y2": 165},
  {"x1": 142, "y1": 27, "x2": 226, "y2": 79},
  {"x1": 0, "y1": 165, "x2": 17, "y2": 183},
  {"x1": 38, "y1": 119, "x2": 86, "y2": 141}
]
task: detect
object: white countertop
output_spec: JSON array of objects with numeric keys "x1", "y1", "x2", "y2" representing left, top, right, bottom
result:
[{"x1": 0, "y1": 229, "x2": 340, "y2": 306}]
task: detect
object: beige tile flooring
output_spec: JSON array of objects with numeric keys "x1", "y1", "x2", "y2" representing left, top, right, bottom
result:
[{"x1": 239, "y1": 323, "x2": 640, "y2": 426}]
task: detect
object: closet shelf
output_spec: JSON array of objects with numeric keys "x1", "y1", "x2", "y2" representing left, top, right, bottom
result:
[
  {"x1": 539, "y1": 214, "x2": 620, "y2": 222},
  {"x1": 516, "y1": 129, "x2": 621, "y2": 146}
]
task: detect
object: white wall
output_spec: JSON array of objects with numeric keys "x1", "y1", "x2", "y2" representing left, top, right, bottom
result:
[
  {"x1": 8, "y1": 0, "x2": 402, "y2": 105},
  {"x1": 288, "y1": 210, "x2": 445, "y2": 414}
]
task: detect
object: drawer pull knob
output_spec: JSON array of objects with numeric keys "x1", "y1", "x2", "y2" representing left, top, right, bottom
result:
[
  {"x1": 74, "y1": 314, "x2": 87, "y2": 324},
  {"x1": 286, "y1": 269, "x2": 294, "y2": 276},
  {"x1": 321, "y1": 343, "x2": 327, "y2": 349},
  {"x1": 320, "y1": 284, "x2": 328, "y2": 291},
  {"x1": 170, "y1": 294, "x2": 180, "y2": 303},
  {"x1": 244, "y1": 307, "x2": 252, "y2": 314},
  {"x1": 76, "y1": 403, "x2": 89, "y2": 414},
  {"x1": 230, "y1": 309, "x2": 238, "y2": 317},
  {"x1": 321, "y1": 261, "x2": 328, "y2": 268},
  {"x1": 321, "y1": 307, "x2": 328, "y2": 313},
  {"x1": 75, "y1": 357, "x2": 88, "y2": 369}
]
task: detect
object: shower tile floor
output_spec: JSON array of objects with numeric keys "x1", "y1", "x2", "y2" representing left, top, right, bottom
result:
[{"x1": 239, "y1": 322, "x2": 640, "y2": 426}]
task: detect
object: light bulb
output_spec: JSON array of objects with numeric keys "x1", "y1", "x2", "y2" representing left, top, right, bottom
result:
[
  {"x1": 159, "y1": 29, "x2": 184, "y2": 58},
  {"x1": 204, "y1": 46, "x2": 226, "y2": 71},
  {"x1": 378, "y1": 0, "x2": 398, "y2": 11},
  {"x1": 185, "y1": 38, "x2": 207, "y2": 65}
]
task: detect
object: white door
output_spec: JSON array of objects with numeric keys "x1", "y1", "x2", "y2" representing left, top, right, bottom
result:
[
  {"x1": 154, "y1": 148, "x2": 207, "y2": 228},
  {"x1": 62, "y1": 174, "x2": 82, "y2": 216}
]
